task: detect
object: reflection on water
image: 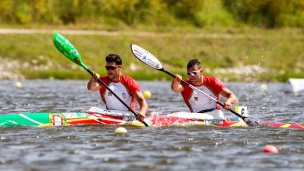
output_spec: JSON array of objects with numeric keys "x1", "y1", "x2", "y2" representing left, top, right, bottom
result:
[{"x1": 0, "y1": 80, "x2": 303, "y2": 171}]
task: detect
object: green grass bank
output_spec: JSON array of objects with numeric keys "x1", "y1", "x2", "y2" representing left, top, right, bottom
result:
[{"x1": 0, "y1": 27, "x2": 303, "y2": 82}]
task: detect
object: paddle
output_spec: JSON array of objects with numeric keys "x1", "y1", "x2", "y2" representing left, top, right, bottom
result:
[
  {"x1": 130, "y1": 44, "x2": 261, "y2": 126},
  {"x1": 52, "y1": 33, "x2": 149, "y2": 127}
]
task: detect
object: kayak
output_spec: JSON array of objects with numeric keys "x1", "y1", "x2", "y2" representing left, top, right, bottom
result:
[
  {"x1": 0, "y1": 107, "x2": 303, "y2": 129},
  {"x1": 0, "y1": 108, "x2": 241, "y2": 127},
  {"x1": 0, "y1": 109, "x2": 136, "y2": 127}
]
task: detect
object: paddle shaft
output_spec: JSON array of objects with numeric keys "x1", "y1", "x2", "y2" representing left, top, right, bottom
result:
[
  {"x1": 161, "y1": 69, "x2": 245, "y2": 119},
  {"x1": 86, "y1": 69, "x2": 149, "y2": 127}
]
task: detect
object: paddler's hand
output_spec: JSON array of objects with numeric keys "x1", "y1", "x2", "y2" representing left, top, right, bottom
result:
[
  {"x1": 136, "y1": 113, "x2": 145, "y2": 122},
  {"x1": 174, "y1": 74, "x2": 182, "y2": 83},
  {"x1": 223, "y1": 99, "x2": 232, "y2": 110},
  {"x1": 92, "y1": 71, "x2": 100, "y2": 82}
]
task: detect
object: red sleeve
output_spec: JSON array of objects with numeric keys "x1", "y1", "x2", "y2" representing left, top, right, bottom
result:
[
  {"x1": 99, "y1": 76, "x2": 111, "y2": 95},
  {"x1": 181, "y1": 79, "x2": 193, "y2": 95},
  {"x1": 204, "y1": 76, "x2": 226, "y2": 96},
  {"x1": 99, "y1": 76, "x2": 111, "y2": 85},
  {"x1": 121, "y1": 75, "x2": 141, "y2": 95}
]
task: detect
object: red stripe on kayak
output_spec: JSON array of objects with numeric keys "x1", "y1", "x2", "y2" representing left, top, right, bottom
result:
[{"x1": 262, "y1": 122, "x2": 304, "y2": 129}]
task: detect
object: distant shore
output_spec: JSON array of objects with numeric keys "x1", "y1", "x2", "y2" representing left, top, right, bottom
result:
[{"x1": 1, "y1": 28, "x2": 303, "y2": 82}]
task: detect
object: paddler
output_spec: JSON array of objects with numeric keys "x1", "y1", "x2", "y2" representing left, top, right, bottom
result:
[
  {"x1": 171, "y1": 59, "x2": 247, "y2": 126},
  {"x1": 87, "y1": 54, "x2": 148, "y2": 122}
]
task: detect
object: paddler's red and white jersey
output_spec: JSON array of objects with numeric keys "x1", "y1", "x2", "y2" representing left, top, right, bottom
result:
[
  {"x1": 98, "y1": 74, "x2": 140, "y2": 111},
  {"x1": 181, "y1": 76, "x2": 226, "y2": 113}
]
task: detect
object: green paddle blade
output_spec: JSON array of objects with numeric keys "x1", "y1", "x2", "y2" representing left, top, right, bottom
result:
[
  {"x1": 130, "y1": 44, "x2": 163, "y2": 70},
  {"x1": 53, "y1": 32, "x2": 88, "y2": 70}
]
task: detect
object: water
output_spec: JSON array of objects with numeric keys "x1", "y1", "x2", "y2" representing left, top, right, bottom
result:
[{"x1": 0, "y1": 80, "x2": 303, "y2": 171}]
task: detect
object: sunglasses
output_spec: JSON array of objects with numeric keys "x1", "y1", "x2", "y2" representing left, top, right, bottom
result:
[
  {"x1": 186, "y1": 70, "x2": 201, "y2": 76},
  {"x1": 105, "y1": 65, "x2": 121, "y2": 70}
]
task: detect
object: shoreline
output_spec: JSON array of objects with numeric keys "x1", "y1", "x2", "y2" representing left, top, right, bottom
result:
[{"x1": 1, "y1": 28, "x2": 303, "y2": 82}]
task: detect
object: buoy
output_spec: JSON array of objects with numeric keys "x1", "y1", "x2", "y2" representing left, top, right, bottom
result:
[
  {"x1": 14, "y1": 82, "x2": 22, "y2": 88},
  {"x1": 114, "y1": 127, "x2": 127, "y2": 133},
  {"x1": 260, "y1": 84, "x2": 267, "y2": 90},
  {"x1": 143, "y1": 91, "x2": 152, "y2": 98},
  {"x1": 262, "y1": 145, "x2": 279, "y2": 154}
]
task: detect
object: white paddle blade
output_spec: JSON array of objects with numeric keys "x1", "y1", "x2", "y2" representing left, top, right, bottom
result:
[{"x1": 130, "y1": 44, "x2": 163, "y2": 70}]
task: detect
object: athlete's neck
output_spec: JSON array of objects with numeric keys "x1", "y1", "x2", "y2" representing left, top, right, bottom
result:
[
  {"x1": 193, "y1": 75, "x2": 204, "y2": 86},
  {"x1": 111, "y1": 72, "x2": 122, "y2": 82}
]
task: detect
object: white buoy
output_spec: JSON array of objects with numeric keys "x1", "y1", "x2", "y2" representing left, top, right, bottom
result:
[
  {"x1": 14, "y1": 82, "x2": 22, "y2": 88},
  {"x1": 114, "y1": 127, "x2": 127, "y2": 133},
  {"x1": 143, "y1": 91, "x2": 152, "y2": 98}
]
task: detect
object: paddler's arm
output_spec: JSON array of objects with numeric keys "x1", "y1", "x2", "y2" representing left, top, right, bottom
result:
[
  {"x1": 171, "y1": 74, "x2": 184, "y2": 93},
  {"x1": 221, "y1": 88, "x2": 248, "y2": 127},
  {"x1": 220, "y1": 88, "x2": 238, "y2": 110},
  {"x1": 133, "y1": 91, "x2": 149, "y2": 122},
  {"x1": 87, "y1": 71, "x2": 102, "y2": 91}
]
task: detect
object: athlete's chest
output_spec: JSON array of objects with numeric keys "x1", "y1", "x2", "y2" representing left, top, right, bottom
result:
[
  {"x1": 108, "y1": 82, "x2": 125, "y2": 90},
  {"x1": 188, "y1": 85, "x2": 216, "y2": 101},
  {"x1": 105, "y1": 82, "x2": 130, "y2": 98}
]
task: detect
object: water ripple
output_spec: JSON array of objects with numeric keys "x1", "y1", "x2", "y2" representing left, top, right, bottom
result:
[{"x1": 0, "y1": 80, "x2": 303, "y2": 170}]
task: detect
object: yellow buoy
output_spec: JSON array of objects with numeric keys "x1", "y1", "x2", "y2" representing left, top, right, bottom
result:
[
  {"x1": 260, "y1": 84, "x2": 267, "y2": 90},
  {"x1": 143, "y1": 91, "x2": 152, "y2": 98},
  {"x1": 14, "y1": 82, "x2": 22, "y2": 88},
  {"x1": 114, "y1": 127, "x2": 127, "y2": 133}
]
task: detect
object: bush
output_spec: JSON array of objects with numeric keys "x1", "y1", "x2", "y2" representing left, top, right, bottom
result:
[{"x1": 223, "y1": 0, "x2": 304, "y2": 28}]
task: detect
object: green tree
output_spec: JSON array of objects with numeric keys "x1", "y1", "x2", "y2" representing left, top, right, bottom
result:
[
  {"x1": 0, "y1": 0, "x2": 13, "y2": 23},
  {"x1": 223, "y1": 0, "x2": 304, "y2": 27}
]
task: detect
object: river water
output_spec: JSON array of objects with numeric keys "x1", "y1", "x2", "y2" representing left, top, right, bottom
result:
[{"x1": 0, "y1": 80, "x2": 303, "y2": 171}]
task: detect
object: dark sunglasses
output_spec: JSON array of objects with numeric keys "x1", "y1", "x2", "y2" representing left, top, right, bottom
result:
[
  {"x1": 186, "y1": 70, "x2": 201, "y2": 76},
  {"x1": 105, "y1": 65, "x2": 121, "y2": 70}
]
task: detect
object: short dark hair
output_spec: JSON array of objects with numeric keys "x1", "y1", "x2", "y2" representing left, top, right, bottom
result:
[
  {"x1": 187, "y1": 59, "x2": 201, "y2": 69},
  {"x1": 105, "y1": 54, "x2": 122, "y2": 65}
]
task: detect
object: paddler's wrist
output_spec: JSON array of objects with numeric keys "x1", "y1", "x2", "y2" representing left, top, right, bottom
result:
[
  {"x1": 138, "y1": 112, "x2": 145, "y2": 117},
  {"x1": 92, "y1": 78, "x2": 98, "y2": 82}
]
